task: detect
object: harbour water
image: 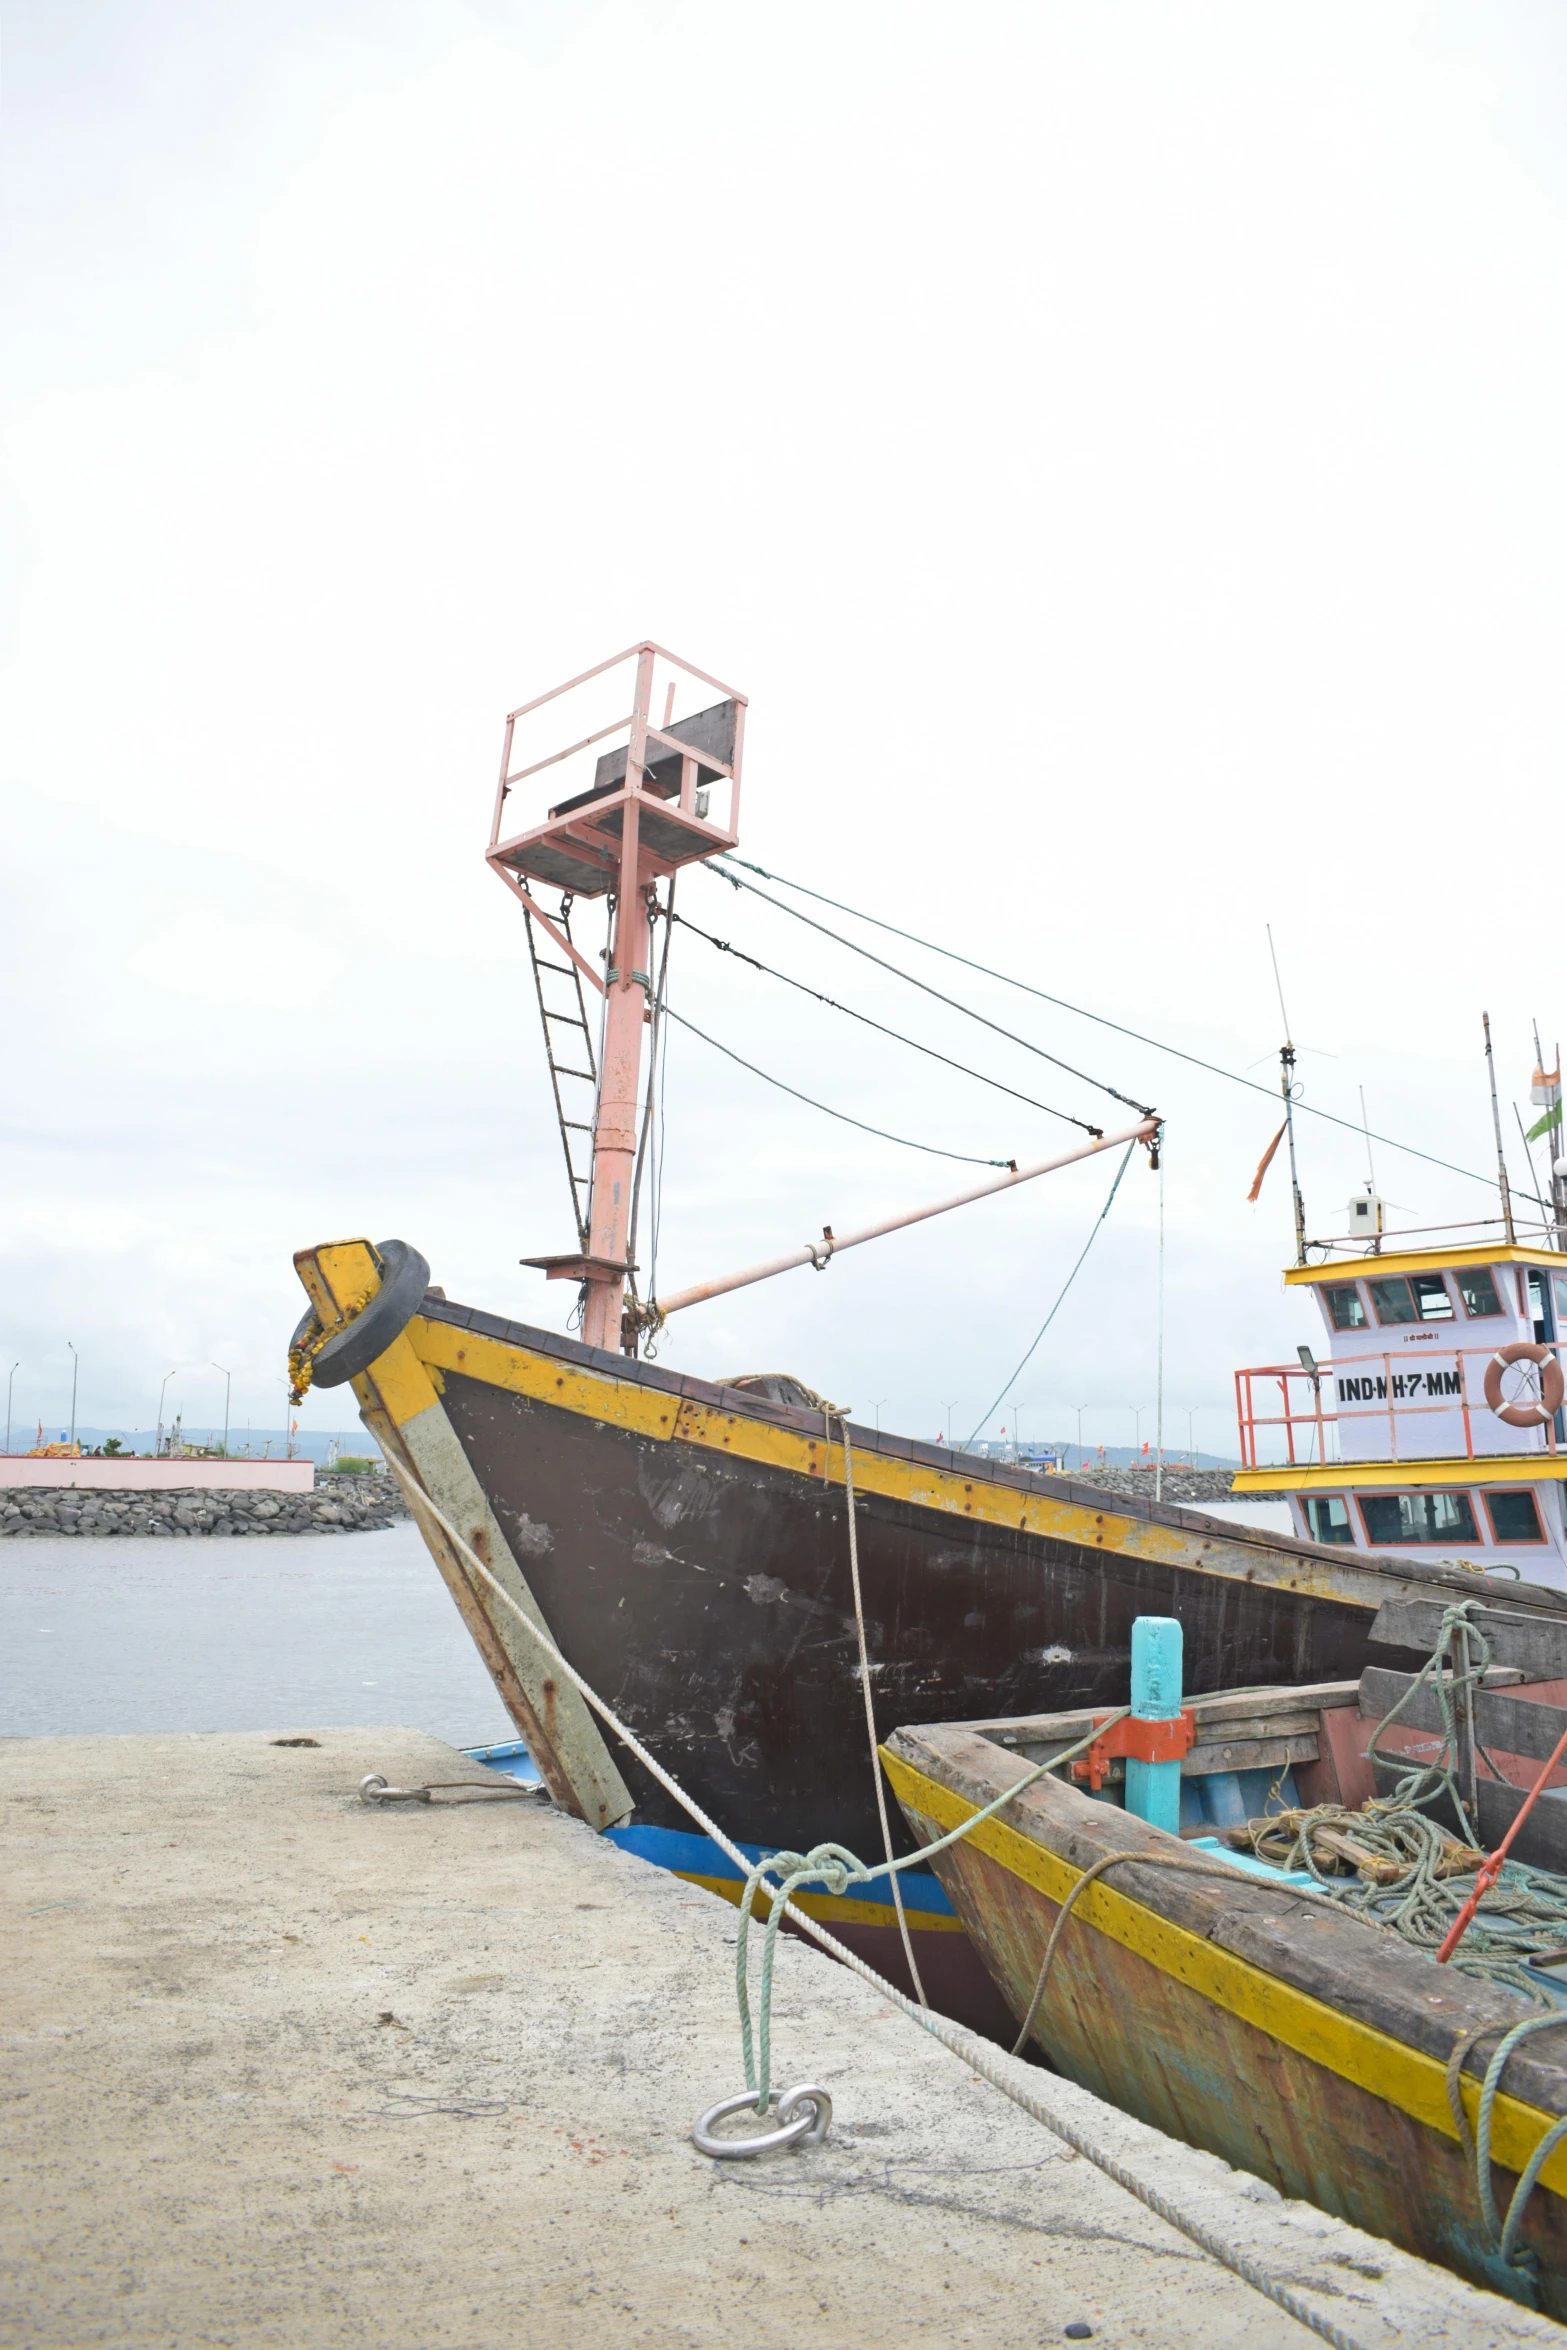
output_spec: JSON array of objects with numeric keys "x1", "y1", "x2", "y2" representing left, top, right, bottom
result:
[
  {"x1": 0, "y1": 1522, "x2": 514, "y2": 1745},
  {"x1": 1, "y1": 1504, "x2": 1294, "y2": 1745}
]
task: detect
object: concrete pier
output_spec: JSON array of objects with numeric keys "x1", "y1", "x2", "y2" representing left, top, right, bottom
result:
[{"x1": 1, "y1": 1728, "x2": 1555, "y2": 2349}]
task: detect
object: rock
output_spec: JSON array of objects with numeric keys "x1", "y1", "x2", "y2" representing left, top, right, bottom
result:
[{"x1": 0, "y1": 1474, "x2": 409, "y2": 1539}]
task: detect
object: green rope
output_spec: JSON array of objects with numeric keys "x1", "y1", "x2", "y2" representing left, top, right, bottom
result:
[
  {"x1": 733, "y1": 1709, "x2": 1128, "y2": 2110},
  {"x1": 1474, "y1": 2017, "x2": 1567, "y2": 2283}
]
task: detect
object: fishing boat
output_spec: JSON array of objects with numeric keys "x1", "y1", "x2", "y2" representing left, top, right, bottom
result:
[
  {"x1": 1233, "y1": 1041, "x2": 1567, "y2": 1583},
  {"x1": 287, "y1": 643, "x2": 1567, "y2": 2027},
  {"x1": 885, "y1": 1597, "x2": 1567, "y2": 2311}
]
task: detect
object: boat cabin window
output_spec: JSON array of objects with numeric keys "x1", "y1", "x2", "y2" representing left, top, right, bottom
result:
[
  {"x1": 1457, "y1": 1267, "x2": 1504, "y2": 1319},
  {"x1": 1368, "y1": 1274, "x2": 1454, "y2": 1326},
  {"x1": 1323, "y1": 1283, "x2": 1366, "y2": 1332},
  {"x1": 1359, "y1": 1490, "x2": 1479, "y2": 1546},
  {"x1": 1303, "y1": 1495, "x2": 1354, "y2": 1545},
  {"x1": 1555, "y1": 1273, "x2": 1567, "y2": 1332},
  {"x1": 1528, "y1": 1271, "x2": 1557, "y2": 1344},
  {"x1": 1485, "y1": 1490, "x2": 1546, "y2": 1545}
]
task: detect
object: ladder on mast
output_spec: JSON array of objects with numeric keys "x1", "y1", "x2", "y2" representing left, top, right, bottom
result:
[{"x1": 523, "y1": 902, "x2": 599, "y2": 1254}]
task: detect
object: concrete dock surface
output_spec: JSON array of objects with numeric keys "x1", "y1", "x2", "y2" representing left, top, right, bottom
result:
[{"x1": 2, "y1": 1728, "x2": 1557, "y2": 2350}]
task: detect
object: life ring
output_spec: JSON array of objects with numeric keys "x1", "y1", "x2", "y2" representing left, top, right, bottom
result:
[
  {"x1": 1483, "y1": 1340, "x2": 1565, "y2": 1428},
  {"x1": 309, "y1": 1239, "x2": 432, "y2": 1389}
]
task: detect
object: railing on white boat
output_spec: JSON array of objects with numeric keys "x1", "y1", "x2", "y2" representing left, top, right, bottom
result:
[{"x1": 1234, "y1": 1343, "x2": 1565, "y2": 1471}]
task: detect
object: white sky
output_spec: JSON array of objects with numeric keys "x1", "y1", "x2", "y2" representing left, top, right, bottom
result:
[{"x1": 5, "y1": 1, "x2": 1567, "y2": 1456}]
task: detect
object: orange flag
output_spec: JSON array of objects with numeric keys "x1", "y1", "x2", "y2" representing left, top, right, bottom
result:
[{"x1": 1248, "y1": 1119, "x2": 1288, "y2": 1203}]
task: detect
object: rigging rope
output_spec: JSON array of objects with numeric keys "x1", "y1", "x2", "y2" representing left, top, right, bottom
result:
[
  {"x1": 673, "y1": 909, "x2": 1101, "y2": 1139},
  {"x1": 376, "y1": 1439, "x2": 1370, "y2": 2350},
  {"x1": 712, "y1": 855, "x2": 1502, "y2": 1194},
  {"x1": 966, "y1": 1143, "x2": 1136, "y2": 1444},
  {"x1": 663, "y1": 1005, "x2": 1013, "y2": 1168},
  {"x1": 704, "y1": 861, "x2": 1155, "y2": 1120}
]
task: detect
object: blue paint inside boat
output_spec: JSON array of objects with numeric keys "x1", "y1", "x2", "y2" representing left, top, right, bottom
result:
[
  {"x1": 464, "y1": 1738, "x2": 956, "y2": 1918},
  {"x1": 1185, "y1": 1835, "x2": 1320, "y2": 1890}
]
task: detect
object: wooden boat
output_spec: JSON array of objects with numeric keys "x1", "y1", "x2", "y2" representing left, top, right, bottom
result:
[
  {"x1": 289, "y1": 1232, "x2": 1567, "y2": 2033},
  {"x1": 886, "y1": 1596, "x2": 1567, "y2": 2308},
  {"x1": 286, "y1": 643, "x2": 1567, "y2": 2036}
]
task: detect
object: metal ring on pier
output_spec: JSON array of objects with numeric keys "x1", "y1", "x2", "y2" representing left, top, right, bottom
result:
[
  {"x1": 691, "y1": 2084, "x2": 832, "y2": 2159},
  {"x1": 358, "y1": 1773, "x2": 433, "y2": 1805}
]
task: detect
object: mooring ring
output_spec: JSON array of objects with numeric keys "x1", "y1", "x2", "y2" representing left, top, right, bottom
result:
[{"x1": 691, "y1": 2083, "x2": 833, "y2": 2160}]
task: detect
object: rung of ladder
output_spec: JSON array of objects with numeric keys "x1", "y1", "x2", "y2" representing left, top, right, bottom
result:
[
  {"x1": 552, "y1": 1067, "x2": 595, "y2": 1083},
  {"x1": 534, "y1": 959, "x2": 578, "y2": 977},
  {"x1": 541, "y1": 1008, "x2": 591, "y2": 1026}
]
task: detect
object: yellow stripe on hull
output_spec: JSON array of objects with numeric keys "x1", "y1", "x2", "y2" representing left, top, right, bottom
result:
[
  {"x1": 399, "y1": 1313, "x2": 1378, "y2": 1606},
  {"x1": 880, "y1": 1745, "x2": 1567, "y2": 2194}
]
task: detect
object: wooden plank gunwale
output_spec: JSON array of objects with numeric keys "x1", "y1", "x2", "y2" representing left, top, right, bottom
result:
[{"x1": 885, "y1": 1720, "x2": 1567, "y2": 2310}]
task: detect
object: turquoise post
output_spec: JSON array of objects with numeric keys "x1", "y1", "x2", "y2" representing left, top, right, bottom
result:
[{"x1": 1125, "y1": 1615, "x2": 1183, "y2": 1835}]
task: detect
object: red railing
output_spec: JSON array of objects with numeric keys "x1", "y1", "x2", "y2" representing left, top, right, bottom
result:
[{"x1": 1233, "y1": 1343, "x2": 1566, "y2": 1471}]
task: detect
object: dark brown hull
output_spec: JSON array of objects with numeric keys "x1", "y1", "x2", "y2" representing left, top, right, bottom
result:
[{"x1": 418, "y1": 1293, "x2": 1515, "y2": 1857}]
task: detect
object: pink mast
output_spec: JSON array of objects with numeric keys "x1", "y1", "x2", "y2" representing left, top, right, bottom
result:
[{"x1": 487, "y1": 642, "x2": 746, "y2": 1353}]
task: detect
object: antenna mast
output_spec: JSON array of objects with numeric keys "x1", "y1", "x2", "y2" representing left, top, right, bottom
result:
[
  {"x1": 1267, "y1": 926, "x2": 1307, "y2": 1267},
  {"x1": 1532, "y1": 1019, "x2": 1567, "y2": 1251},
  {"x1": 1483, "y1": 1011, "x2": 1516, "y2": 1248}
]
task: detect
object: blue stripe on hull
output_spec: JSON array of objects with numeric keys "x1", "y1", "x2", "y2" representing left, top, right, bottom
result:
[{"x1": 465, "y1": 1739, "x2": 955, "y2": 1921}]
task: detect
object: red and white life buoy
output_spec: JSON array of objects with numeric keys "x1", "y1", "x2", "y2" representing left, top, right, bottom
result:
[{"x1": 1483, "y1": 1341, "x2": 1566, "y2": 1428}]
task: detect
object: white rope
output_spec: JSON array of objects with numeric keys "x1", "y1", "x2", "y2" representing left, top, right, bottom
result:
[
  {"x1": 828, "y1": 1407, "x2": 927, "y2": 2006},
  {"x1": 380, "y1": 1442, "x2": 1371, "y2": 2350}
]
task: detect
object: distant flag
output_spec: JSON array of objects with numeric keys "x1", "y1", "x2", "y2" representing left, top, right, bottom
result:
[{"x1": 1247, "y1": 1119, "x2": 1289, "y2": 1203}]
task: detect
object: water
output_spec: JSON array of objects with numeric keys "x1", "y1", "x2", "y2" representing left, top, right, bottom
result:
[
  {"x1": 0, "y1": 1522, "x2": 515, "y2": 1744},
  {"x1": 2, "y1": 1505, "x2": 1301, "y2": 1745}
]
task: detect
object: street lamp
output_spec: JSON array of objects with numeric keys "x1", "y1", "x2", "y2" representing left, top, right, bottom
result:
[
  {"x1": 5, "y1": 1362, "x2": 18, "y2": 1456},
  {"x1": 1185, "y1": 1406, "x2": 1199, "y2": 1467},
  {"x1": 940, "y1": 1400, "x2": 958, "y2": 1450},
  {"x1": 1073, "y1": 1402, "x2": 1088, "y2": 1465},
  {"x1": 67, "y1": 1342, "x2": 78, "y2": 1450},
  {"x1": 157, "y1": 1369, "x2": 177, "y2": 1457},
  {"x1": 1131, "y1": 1403, "x2": 1152, "y2": 1457},
  {"x1": 872, "y1": 1398, "x2": 888, "y2": 1433},
  {"x1": 212, "y1": 1363, "x2": 232, "y2": 1458}
]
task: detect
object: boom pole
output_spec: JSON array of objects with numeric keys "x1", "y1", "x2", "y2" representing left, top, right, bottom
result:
[{"x1": 652, "y1": 1119, "x2": 1159, "y2": 1321}]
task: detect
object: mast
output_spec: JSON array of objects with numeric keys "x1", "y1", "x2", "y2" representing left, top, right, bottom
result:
[
  {"x1": 1280, "y1": 1042, "x2": 1306, "y2": 1269},
  {"x1": 486, "y1": 642, "x2": 747, "y2": 1355},
  {"x1": 1533, "y1": 1018, "x2": 1567, "y2": 1252},
  {"x1": 1266, "y1": 926, "x2": 1306, "y2": 1266},
  {"x1": 1483, "y1": 1011, "x2": 1516, "y2": 1248}
]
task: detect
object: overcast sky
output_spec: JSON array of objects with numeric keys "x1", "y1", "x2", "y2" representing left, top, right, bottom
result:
[{"x1": 5, "y1": 1, "x2": 1567, "y2": 1458}]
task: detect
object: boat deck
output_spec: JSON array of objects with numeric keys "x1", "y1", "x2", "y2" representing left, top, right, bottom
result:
[{"x1": 1, "y1": 1726, "x2": 1549, "y2": 2348}]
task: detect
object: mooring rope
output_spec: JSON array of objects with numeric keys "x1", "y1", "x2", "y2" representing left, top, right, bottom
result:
[
  {"x1": 377, "y1": 1442, "x2": 1373, "y2": 2350},
  {"x1": 825, "y1": 1405, "x2": 927, "y2": 2008},
  {"x1": 1230, "y1": 1600, "x2": 1567, "y2": 2003}
]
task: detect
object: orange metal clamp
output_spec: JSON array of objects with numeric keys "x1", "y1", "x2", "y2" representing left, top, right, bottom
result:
[{"x1": 1071, "y1": 1708, "x2": 1197, "y2": 1792}]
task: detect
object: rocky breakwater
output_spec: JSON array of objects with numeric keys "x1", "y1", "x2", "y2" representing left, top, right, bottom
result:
[
  {"x1": 0, "y1": 1473, "x2": 409, "y2": 1539},
  {"x1": 1066, "y1": 1466, "x2": 1237, "y2": 1504}
]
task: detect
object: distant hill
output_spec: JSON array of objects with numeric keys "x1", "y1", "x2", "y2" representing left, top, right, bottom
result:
[{"x1": 4, "y1": 1425, "x2": 381, "y2": 1469}]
